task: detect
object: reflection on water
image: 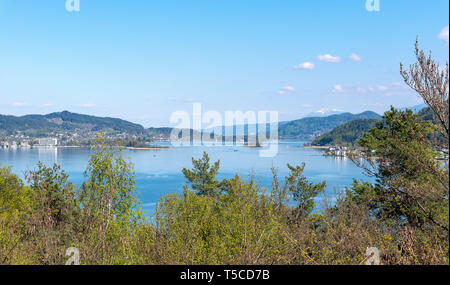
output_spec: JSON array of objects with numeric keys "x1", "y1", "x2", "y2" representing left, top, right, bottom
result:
[
  {"x1": 0, "y1": 141, "x2": 374, "y2": 212},
  {"x1": 38, "y1": 147, "x2": 58, "y2": 162}
]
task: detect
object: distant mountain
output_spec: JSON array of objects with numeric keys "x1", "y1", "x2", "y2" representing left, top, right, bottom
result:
[
  {"x1": 0, "y1": 111, "x2": 145, "y2": 135},
  {"x1": 278, "y1": 111, "x2": 382, "y2": 139},
  {"x1": 400, "y1": 103, "x2": 427, "y2": 113},
  {"x1": 202, "y1": 123, "x2": 276, "y2": 137},
  {"x1": 417, "y1": 106, "x2": 435, "y2": 122},
  {"x1": 1, "y1": 110, "x2": 383, "y2": 141},
  {"x1": 311, "y1": 118, "x2": 379, "y2": 146},
  {"x1": 310, "y1": 107, "x2": 440, "y2": 147},
  {"x1": 202, "y1": 111, "x2": 381, "y2": 140},
  {"x1": 147, "y1": 127, "x2": 180, "y2": 140}
]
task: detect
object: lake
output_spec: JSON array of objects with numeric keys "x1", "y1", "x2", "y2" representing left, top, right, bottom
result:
[{"x1": 0, "y1": 141, "x2": 373, "y2": 213}]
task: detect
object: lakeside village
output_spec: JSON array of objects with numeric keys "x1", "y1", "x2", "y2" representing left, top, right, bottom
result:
[
  {"x1": 304, "y1": 143, "x2": 449, "y2": 162},
  {"x1": 2, "y1": 130, "x2": 448, "y2": 162},
  {"x1": 0, "y1": 130, "x2": 262, "y2": 150},
  {"x1": 0, "y1": 130, "x2": 169, "y2": 150}
]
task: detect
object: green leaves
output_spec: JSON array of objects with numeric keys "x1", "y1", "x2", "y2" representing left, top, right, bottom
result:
[
  {"x1": 357, "y1": 107, "x2": 448, "y2": 232},
  {"x1": 81, "y1": 134, "x2": 142, "y2": 225},
  {"x1": 29, "y1": 162, "x2": 78, "y2": 223},
  {"x1": 285, "y1": 163, "x2": 326, "y2": 217},
  {"x1": 0, "y1": 166, "x2": 31, "y2": 264},
  {"x1": 155, "y1": 175, "x2": 286, "y2": 264},
  {"x1": 0, "y1": 166, "x2": 30, "y2": 219},
  {"x1": 182, "y1": 151, "x2": 221, "y2": 197}
]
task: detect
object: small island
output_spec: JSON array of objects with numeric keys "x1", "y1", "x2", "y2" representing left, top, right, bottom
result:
[
  {"x1": 241, "y1": 141, "x2": 263, "y2": 148},
  {"x1": 126, "y1": 145, "x2": 170, "y2": 150}
]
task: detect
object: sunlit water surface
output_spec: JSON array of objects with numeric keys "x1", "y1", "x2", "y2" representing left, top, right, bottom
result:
[{"x1": 0, "y1": 141, "x2": 373, "y2": 214}]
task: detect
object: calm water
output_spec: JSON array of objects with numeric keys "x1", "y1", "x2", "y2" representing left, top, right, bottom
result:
[{"x1": 0, "y1": 141, "x2": 372, "y2": 213}]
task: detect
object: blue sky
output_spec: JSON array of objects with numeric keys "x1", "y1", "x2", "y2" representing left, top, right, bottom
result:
[{"x1": 0, "y1": 0, "x2": 448, "y2": 127}]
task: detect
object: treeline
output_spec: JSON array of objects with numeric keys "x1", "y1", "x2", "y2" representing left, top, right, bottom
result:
[
  {"x1": 311, "y1": 118, "x2": 378, "y2": 146},
  {"x1": 0, "y1": 106, "x2": 448, "y2": 265},
  {"x1": 311, "y1": 107, "x2": 441, "y2": 147},
  {"x1": 279, "y1": 111, "x2": 381, "y2": 139},
  {"x1": 0, "y1": 111, "x2": 145, "y2": 135}
]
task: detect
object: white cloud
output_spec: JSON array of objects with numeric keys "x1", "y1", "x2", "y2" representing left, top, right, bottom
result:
[
  {"x1": 438, "y1": 26, "x2": 449, "y2": 45},
  {"x1": 377, "y1": 85, "x2": 389, "y2": 91},
  {"x1": 332, "y1": 85, "x2": 344, "y2": 93},
  {"x1": 277, "y1": 86, "x2": 296, "y2": 95},
  {"x1": 349, "y1": 53, "x2": 362, "y2": 62},
  {"x1": 81, "y1": 103, "x2": 96, "y2": 108},
  {"x1": 318, "y1": 54, "x2": 341, "y2": 63},
  {"x1": 12, "y1": 102, "x2": 27, "y2": 107},
  {"x1": 312, "y1": 108, "x2": 343, "y2": 115},
  {"x1": 294, "y1": 62, "x2": 315, "y2": 70},
  {"x1": 282, "y1": 86, "x2": 296, "y2": 91},
  {"x1": 42, "y1": 103, "x2": 53, "y2": 107},
  {"x1": 315, "y1": 109, "x2": 328, "y2": 114}
]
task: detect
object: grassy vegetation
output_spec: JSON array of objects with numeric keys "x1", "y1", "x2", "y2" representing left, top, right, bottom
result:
[{"x1": 0, "y1": 107, "x2": 448, "y2": 265}]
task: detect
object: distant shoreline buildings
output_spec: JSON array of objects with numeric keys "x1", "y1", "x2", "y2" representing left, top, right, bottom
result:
[
  {"x1": 0, "y1": 138, "x2": 58, "y2": 149},
  {"x1": 37, "y1": 138, "x2": 58, "y2": 147}
]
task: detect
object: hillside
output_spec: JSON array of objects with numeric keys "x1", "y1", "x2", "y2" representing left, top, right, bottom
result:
[
  {"x1": 311, "y1": 118, "x2": 379, "y2": 146},
  {"x1": 0, "y1": 111, "x2": 145, "y2": 135},
  {"x1": 278, "y1": 111, "x2": 381, "y2": 139},
  {"x1": 1, "y1": 110, "x2": 383, "y2": 140},
  {"x1": 417, "y1": 106, "x2": 435, "y2": 122},
  {"x1": 310, "y1": 106, "x2": 438, "y2": 147}
]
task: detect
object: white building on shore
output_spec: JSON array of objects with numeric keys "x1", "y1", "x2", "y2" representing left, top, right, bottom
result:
[
  {"x1": 37, "y1": 138, "x2": 58, "y2": 147},
  {"x1": 0, "y1": 141, "x2": 9, "y2": 149},
  {"x1": 20, "y1": 141, "x2": 30, "y2": 148}
]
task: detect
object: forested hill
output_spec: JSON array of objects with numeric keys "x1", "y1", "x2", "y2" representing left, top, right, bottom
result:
[
  {"x1": 311, "y1": 118, "x2": 379, "y2": 146},
  {"x1": 0, "y1": 111, "x2": 145, "y2": 135},
  {"x1": 310, "y1": 107, "x2": 437, "y2": 147},
  {"x1": 278, "y1": 111, "x2": 381, "y2": 139},
  {"x1": 1, "y1": 110, "x2": 383, "y2": 139},
  {"x1": 417, "y1": 106, "x2": 435, "y2": 122}
]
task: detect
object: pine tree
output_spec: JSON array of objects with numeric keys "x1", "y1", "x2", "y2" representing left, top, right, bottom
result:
[{"x1": 182, "y1": 152, "x2": 221, "y2": 197}]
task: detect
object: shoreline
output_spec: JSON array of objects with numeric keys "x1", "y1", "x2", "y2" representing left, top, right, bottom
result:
[
  {"x1": 2, "y1": 145, "x2": 171, "y2": 150},
  {"x1": 304, "y1": 145, "x2": 329, "y2": 150},
  {"x1": 126, "y1": 146, "x2": 170, "y2": 150},
  {"x1": 240, "y1": 144, "x2": 264, "y2": 148}
]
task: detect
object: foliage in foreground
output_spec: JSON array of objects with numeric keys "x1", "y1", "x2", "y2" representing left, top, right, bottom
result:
[{"x1": 0, "y1": 105, "x2": 448, "y2": 265}]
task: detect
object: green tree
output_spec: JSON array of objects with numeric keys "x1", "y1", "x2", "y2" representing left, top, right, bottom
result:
[
  {"x1": 345, "y1": 179, "x2": 378, "y2": 209},
  {"x1": 0, "y1": 166, "x2": 30, "y2": 219},
  {"x1": 0, "y1": 166, "x2": 31, "y2": 264},
  {"x1": 285, "y1": 163, "x2": 326, "y2": 218},
  {"x1": 81, "y1": 134, "x2": 142, "y2": 224},
  {"x1": 155, "y1": 175, "x2": 287, "y2": 264},
  {"x1": 22, "y1": 162, "x2": 80, "y2": 264},
  {"x1": 79, "y1": 134, "x2": 144, "y2": 264},
  {"x1": 357, "y1": 107, "x2": 448, "y2": 231},
  {"x1": 182, "y1": 151, "x2": 221, "y2": 197},
  {"x1": 28, "y1": 162, "x2": 79, "y2": 225}
]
